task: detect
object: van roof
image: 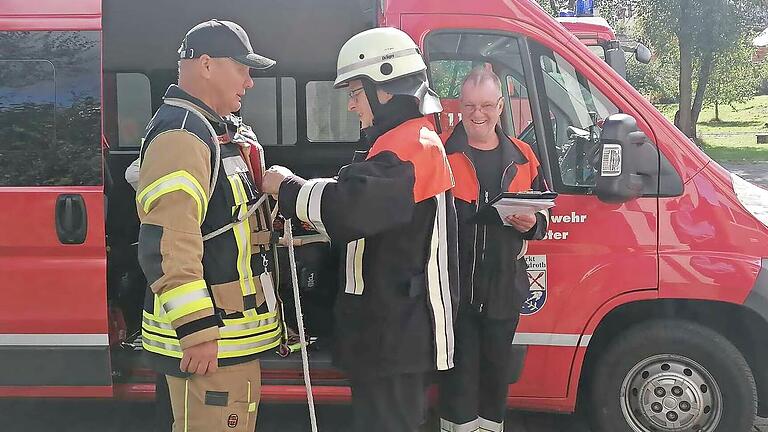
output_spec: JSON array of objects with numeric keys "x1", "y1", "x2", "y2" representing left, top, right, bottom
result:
[
  {"x1": 102, "y1": 0, "x2": 376, "y2": 73},
  {"x1": 556, "y1": 16, "x2": 616, "y2": 42},
  {"x1": 0, "y1": 0, "x2": 100, "y2": 30}
]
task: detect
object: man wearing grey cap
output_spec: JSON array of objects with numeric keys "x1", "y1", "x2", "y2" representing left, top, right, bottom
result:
[{"x1": 135, "y1": 19, "x2": 282, "y2": 432}]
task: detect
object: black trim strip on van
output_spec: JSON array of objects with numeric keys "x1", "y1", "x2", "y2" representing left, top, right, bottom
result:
[
  {"x1": 0, "y1": 346, "x2": 112, "y2": 386},
  {"x1": 745, "y1": 258, "x2": 768, "y2": 324}
]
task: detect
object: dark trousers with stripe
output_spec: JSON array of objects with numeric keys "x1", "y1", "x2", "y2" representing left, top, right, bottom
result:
[
  {"x1": 439, "y1": 307, "x2": 520, "y2": 430},
  {"x1": 350, "y1": 372, "x2": 426, "y2": 432}
]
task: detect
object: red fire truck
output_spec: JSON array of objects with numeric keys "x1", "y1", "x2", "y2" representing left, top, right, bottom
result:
[
  {"x1": 1, "y1": 1, "x2": 767, "y2": 431},
  {"x1": 558, "y1": 15, "x2": 652, "y2": 79}
]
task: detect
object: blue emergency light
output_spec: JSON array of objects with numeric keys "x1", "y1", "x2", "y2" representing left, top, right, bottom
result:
[
  {"x1": 558, "y1": 9, "x2": 576, "y2": 17},
  {"x1": 575, "y1": 0, "x2": 594, "y2": 16}
]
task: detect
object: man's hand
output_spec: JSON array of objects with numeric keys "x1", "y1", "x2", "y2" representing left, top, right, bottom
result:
[
  {"x1": 180, "y1": 339, "x2": 218, "y2": 376},
  {"x1": 505, "y1": 213, "x2": 537, "y2": 233},
  {"x1": 262, "y1": 165, "x2": 293, "y2": 195}
]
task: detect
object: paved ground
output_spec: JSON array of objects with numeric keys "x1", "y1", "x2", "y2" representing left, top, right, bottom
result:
[
  {"x1": 721, "y1": 161, "x2": 768, "y2": 188},
  {"x1": 0, "y1": 399, "x2": 766, "y2": 432}
]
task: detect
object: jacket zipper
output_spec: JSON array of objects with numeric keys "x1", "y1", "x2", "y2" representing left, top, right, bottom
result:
[
  {"x1": 470, "y1": 205, "x2": 478, "y2": 305},
  {"x1": 481, "y1": 191, "x2": 489, "y2": 262},
  {"x1": 464, "y1": 153, "x2": 480, "y2": 306}
]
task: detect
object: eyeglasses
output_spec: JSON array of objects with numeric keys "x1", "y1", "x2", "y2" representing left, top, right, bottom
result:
[
  {"x1": 348, "y1": 87, "x2": 364, "y2": 100},
  {"x1": 462, "y1": 96, "x2": 503, "y2": 114}
]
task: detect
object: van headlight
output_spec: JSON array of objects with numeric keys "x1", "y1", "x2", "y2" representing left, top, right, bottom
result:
[{"x1": 731, "y1": 173, "x2": 768, "y2": 227}]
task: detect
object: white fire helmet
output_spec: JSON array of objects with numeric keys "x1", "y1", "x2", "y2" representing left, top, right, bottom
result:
[{"x1": 334, "y1": 27, "x2": 442, "y2": 115}]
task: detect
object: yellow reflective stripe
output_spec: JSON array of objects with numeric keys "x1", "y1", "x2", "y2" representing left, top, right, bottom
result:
[
  {"x1": 142, "y1": 326, "x2": 281, "y2": 359},
  {"x1": 220, "y1": 319, "x2": 279, "y2": 339},
  {"x1": 143, "y1": 344, "x2": 183, "y2": 358},
  {"x1": 221, "y1": 310, "x2": 278, "y2": 326},
  {"x1": 217, "y1": 329, "x2": 282, "y2": 358},
  {"x1": 141, "y1": 330, "x2": 183, "y2": 358},
  {"x1": 158, "y1": 280, "x2": 213, "y2": 322},
  {"x1": 237, "y1": 179, "x2": 258, "y2": 315},
  {"x1": 144, "y1": 309, "x2": 171, "y2": 324},
  {"x1": 184, "y1": 380, "x2": 189, "y2": 432},
  {"x1": 226, "y1": 174, "x2": 259, "y2": 316},
  {"x1": 137, "y1": 170, "x2": 207, "y2": 223},
  {"x1": 143, "y1": 311, "x2": 279, "y2": 340},
  {"x1": 143, "y1": 329, "x2": 181, "y2": 346},
  {"x1": 165, "y1": 298, "x2": 213, "y2": 323},
  {"x1": 218, "y1": 327, "x2": 282, "y2": 347},
  {"x1": 142, "y1": 311, "x2": 176, "y2": 336},
  {"x1": 220, "y1": 312, "x2": 279, "y2": 331},
  {"x1": 228, "y1": 175, "x2": 244, "y2": 214},
  {"x1": 218, "y1": 339, "x2": 281, "y2": 359},
  {"x1": 142, "y1": 322, "x2": 176, "y2": 337},
  {"x1": 157, "y1": 279, "x2": 207, "y2": 305},
  {"x1": 153, "y1": 295, "x2": 162, "y2": 318}
]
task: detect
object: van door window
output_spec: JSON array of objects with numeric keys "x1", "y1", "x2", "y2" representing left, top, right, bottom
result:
[
  {"x1": 533, "y1": 46, "x2": 619, "y2": 192},
  {"x1": 306, "y1": 81, "x2": 361, "y2": 143},
  {"x1": 425, "y1": 32, "x2": 536, "y2": 144},
  {"x1": 116, "y1": 73, "x2": 152, "y2": 149},
  {"x1": 241, "y1": 77, "x2": 297, "y2": 146},
  {"x1": 0, "y1": 31, "x2": 101, "y2": 186}
]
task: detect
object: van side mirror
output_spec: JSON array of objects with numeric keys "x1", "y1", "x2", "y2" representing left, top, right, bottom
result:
[
  {"x1": 635, "y1": 43, "x2": 652, "y2": 64},
  {"x1": 595, "y1": 114, "x2": 657, "y2": 203}
]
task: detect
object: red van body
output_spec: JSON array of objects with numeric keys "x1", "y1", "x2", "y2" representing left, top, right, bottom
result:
[{"x1": 1, "y1": 0, "x2": 766, "y2": 430}]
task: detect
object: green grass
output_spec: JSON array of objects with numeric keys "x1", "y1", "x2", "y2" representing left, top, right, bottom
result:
[{"x1": 655, "y1": 95, "x2": 768, "y2": 162}]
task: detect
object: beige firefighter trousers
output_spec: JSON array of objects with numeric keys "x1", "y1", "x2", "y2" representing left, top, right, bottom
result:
[{"x1": 166, "y1": 359, "x2": 261, "y2": 432}]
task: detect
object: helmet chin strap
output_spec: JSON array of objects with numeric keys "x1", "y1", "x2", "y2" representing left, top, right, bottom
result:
[{"x1": 362, "y1": 79, "x2": 383, "y2": 125}]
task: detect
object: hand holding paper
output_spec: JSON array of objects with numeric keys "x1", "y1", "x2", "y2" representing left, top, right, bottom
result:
[
  {"x1": 469, "y1": 191, "x2": 557, "y2": 226},
  {"x1": 504, "y1": 213, "x2": 537, "y2": 232}
]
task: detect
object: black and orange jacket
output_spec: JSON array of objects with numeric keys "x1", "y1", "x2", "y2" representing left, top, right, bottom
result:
[
  {"x1": 443, "y1": 122, "x2": 549, "y2": 319},
  {"x1": 279, "y1": 106, "x2": 459, "y2": 378}
]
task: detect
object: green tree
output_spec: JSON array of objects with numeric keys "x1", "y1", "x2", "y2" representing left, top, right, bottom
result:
[
  {"x1": 706, "y1": 35, "x2": 768, "y2": 120},
  {"x1": 635, "y1": 0, "x2": 763, "y2": 138}
]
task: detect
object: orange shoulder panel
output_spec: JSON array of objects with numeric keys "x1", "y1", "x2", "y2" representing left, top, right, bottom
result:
[
  {"x1": 367, "y1": 118, "x2": 454, "y2": 203},
  {"x1": 507, "y1": 137, "x2": 541, "y2": 193}
]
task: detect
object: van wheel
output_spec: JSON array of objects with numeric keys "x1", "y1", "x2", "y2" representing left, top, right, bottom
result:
[{"x1": 589, "y1": 319, "x2": 756, "y2": 432}]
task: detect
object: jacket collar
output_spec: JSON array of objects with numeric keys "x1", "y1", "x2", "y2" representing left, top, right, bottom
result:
[
  {"x1": 444, "y1": 121, "x2": 528, "y2": 167},
  {"x1": 163, "y1": 84, "x2": 226, "y2": 125}
]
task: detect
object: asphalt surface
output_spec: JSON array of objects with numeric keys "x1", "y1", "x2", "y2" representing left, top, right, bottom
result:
[{"x1": 0, "y1": 399, "x2": 765, "y2": 431}]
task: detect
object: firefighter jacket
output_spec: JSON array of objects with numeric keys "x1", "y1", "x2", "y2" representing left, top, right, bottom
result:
[
  {"x1": 443, "y1": 122, "x2": 549, "y2": 320},
  {"x1": 278, "y1": 101, "x2": 459, "y2": 378},
  {"x1": 136, "y1": 85, "x2": 281, "y2": 376}
]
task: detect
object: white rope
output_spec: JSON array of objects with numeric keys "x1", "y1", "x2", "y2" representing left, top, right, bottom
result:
[{"x1": 284, "y1": 218, "x2": 319, "y2": 432}]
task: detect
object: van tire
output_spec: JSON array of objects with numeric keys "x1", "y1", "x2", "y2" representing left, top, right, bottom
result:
[{"x1": 589, "y1": 319, "x2": 756, "y2": 432}]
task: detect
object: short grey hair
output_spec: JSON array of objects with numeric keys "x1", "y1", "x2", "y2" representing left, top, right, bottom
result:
[{"x1": 460, "y1": 66, "x2": 502, "y2": 97}]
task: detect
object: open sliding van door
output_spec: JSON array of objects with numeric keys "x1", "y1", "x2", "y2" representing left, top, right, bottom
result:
[{"x1": 0, "y1": 0, "x2": 111, "y2": 397}]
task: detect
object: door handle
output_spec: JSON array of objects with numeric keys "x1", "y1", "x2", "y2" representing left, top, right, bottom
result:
[{"x1": 55, "y1": 194, "x2": 88, "y2": 244}]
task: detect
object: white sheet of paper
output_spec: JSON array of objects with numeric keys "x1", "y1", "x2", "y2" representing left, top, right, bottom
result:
[{"x1": 492, "y1": 198, "x2": 555, "y2": 225}]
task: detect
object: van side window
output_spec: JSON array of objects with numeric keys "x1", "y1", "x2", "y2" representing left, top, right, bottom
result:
[
  {"x1": 241, "y1": 77, "x2": 297, "y2": 146},
  {"x1": 306, "y1": 81, "x2": 361, "y2": 143},
  {"x1": 425, "y1": 32, "x2": 536, "y2": 145},
  {"x1": 533, "y1": 47, "x2": 619, "y2": 192},
  {"x1": 115, "y1": 73, "x2": 152, "y2": 149},
  {"x1": 0, "y1": 31, "x2": 101, "y2": 186}
]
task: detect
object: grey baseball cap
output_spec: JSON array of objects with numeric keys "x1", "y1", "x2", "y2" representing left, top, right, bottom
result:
[{"x1": 178, "y1": 19, "x2": 276, "y2": 69}]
